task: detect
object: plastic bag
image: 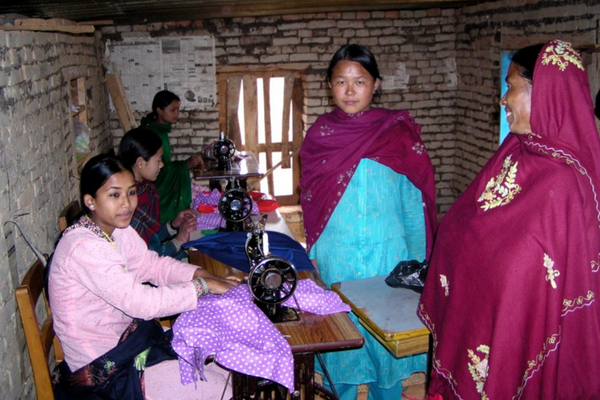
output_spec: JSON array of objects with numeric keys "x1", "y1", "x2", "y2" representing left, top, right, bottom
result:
[
  {"x1": 384, "y1": 259, "x2": 429, "y2": 293},
  {"x1": 73, "y1": 120, "x2": 91, "y2": 162}
]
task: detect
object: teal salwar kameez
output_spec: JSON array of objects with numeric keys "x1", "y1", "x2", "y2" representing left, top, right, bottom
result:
[{"x1": 310, "y1": 159, "x2": 427, "y2": 400}]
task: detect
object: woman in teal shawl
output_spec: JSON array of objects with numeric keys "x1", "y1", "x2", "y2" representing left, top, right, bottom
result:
[{"x1": 140, "y1": 90, "x2": 202, "y2": 223}]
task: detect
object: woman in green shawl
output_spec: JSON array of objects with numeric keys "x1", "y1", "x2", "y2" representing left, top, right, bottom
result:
[{"x1": 140, "y1": 90, "x2": 202, "y2": 223}]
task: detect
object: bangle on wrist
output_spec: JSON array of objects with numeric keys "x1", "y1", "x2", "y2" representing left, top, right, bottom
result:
[{"x1": 192, "y1": 277, "x2": 209, "y2": 298}]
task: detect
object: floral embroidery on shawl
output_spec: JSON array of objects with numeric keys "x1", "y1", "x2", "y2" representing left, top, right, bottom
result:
[
  {"x1": 419, "y1": 305, "x2": 458, "y2": 388},
  {"x1": 320, "y1": 125, "x2": 333, "y2": 136},
  {"x1": 543, "y1": 253, "x2": 560, "y2": 289},
  {"x1": 561, "y1": 290, "x2": 594, "y2": 316},
  {"x1": 478, "y1": 155, "x2": 521, "y2": 211},
  {"x1": 439, "y1": 274, "x2": 449, "y2": 297},
  {"x1": 541, "y1": 40, "x2": 584, "y2": 72},
  {"x1": 467, "y1": 344, "x2": 490, "y2": 399},
  {"x1": 412, "y1": 142, "x2": 427, "y2": 155},
  {"x1": 516, "y1": 330, "x2": 561, "y2": 399},
  {"x1": 592, "y1": 255, "x2": 600, "y2": 273}
]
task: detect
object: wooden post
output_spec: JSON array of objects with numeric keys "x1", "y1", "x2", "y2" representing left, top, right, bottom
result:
[{"x1": 106, "y1": 64, "x2": 137, "y2": 132}]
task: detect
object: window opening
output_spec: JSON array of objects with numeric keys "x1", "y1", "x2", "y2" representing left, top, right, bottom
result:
[
  {"x1": 69, "y1": 77, "x2": 91, "y2": 173},
  {"x1": 499, "y1": 51, "x2": 513, "y2": 145}
]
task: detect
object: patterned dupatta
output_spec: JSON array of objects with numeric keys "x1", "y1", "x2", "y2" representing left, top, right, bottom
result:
[
  {"x1": 299, "y1": 106, "x2": 437, "y2": 256},
  {"x1": 52, "y1": 319, "x2": 174, "y2": 400},
  {"x1": 130, "y1": 180, "x2": 162, "y2": 244},
  {"x1": 419, "y1": 40, "x2": 600, "y2": 399}
]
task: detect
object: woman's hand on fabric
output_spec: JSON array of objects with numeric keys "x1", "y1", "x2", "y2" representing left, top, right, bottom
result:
[
  {"x1": 224, "y1": 275, "x2": 243, "y2": 283},
  {"x1": 186, "y1": 155, "x2": 203, "y2": 169},
  {"x1": 205, "y1": 276, "x2": 239, "y2": 294}
]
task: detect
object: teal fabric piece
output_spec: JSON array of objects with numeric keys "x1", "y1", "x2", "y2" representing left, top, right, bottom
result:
[{"x1": 310, "y1": 159, "x2": 427, "y2": 399}]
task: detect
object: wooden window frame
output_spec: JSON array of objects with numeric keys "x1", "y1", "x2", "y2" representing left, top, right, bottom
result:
[{"x1": 218, "y1": 67, "x2": 304, "y2": 205}]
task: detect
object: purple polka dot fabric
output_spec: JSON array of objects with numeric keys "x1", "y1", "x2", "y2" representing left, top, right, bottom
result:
[
  {"x1": 281, "y1": 279, "x2": 351, "y2": 314},
  {"x1": 172, "y1": 284, "x2": 294, "y2": 391},
  {"x1": 171, "y1": 279, "x2": 350, "y2": 392}
]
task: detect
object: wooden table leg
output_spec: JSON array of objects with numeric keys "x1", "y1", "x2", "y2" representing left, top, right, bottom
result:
[{"x1": 293, "y1": 352, "x2": 314, "y2": 399}]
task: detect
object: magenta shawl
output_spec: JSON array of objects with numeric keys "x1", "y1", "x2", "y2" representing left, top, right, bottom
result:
[
  {"x1": 419, "y1": 40, "x2": 600, "y2": 399},
  {"x1": 299, "y1": 106, "x2": 437, "y2": 256}
]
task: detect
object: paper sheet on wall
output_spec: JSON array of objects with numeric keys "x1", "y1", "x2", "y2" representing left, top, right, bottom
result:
[{"x1": 107, "y1": 36, "x2": 216, "y2": 111}]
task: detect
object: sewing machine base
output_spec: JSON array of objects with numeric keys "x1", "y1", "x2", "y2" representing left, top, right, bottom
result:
[{"x1": 257, "y1": 303, "x2": 299, "y2": 323}]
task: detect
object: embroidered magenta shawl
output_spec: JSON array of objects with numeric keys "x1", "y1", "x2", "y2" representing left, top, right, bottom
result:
[
  {"x1": 419, "y1": 40, "x2": 600, "y2": 399},
  {"x1": 299, "y1": 107, "x2": 437, "y2": 256}
]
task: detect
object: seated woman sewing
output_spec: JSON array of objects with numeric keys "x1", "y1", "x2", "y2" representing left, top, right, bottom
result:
[
  {"x1": 140, "y1": 90, "x2": 202, "y2": 223},
  {"x1": 48, "y1": 153, "x2": 238, "y2": 400},
  {"x1": 119, "y1": 127, "x2": 197, "y2": 260}
]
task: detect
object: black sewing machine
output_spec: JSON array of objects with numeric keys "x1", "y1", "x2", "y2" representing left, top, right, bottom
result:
[
  {"x1": 218, "y1": 177, "x2": 254, "y2": 231},
  {"x1": 202, "y1": 131, "x2": 236, "y2": 171},
  {"x1": 245, "y1": 216, "x2": 299, "y2": 323}
]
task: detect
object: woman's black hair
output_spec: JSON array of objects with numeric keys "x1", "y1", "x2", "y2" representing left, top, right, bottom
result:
[
  {"x1": 118, "y1": 127, "x2": 163, "y2": 169},
  {"x1": 326, "y1": 44, "x2": 382, "y2": 83},
  {"x1": 595, "y1": 89, "x2": 600, "y2": 120},
  {"x1": 511, "y1": 44, "x2": 544, "y2": 83},
  {"x1": 146, "y1": 90, "x2": 180, "y2": 121},
  {"x1": 79, "y1": 153, "x2": 132, "y2": 214}
]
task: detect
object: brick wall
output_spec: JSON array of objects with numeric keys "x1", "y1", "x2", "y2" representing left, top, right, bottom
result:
[
  {"x1": 0, "y1": 30, "x2": 110, "y2": 399},
  {"x1": 103, "y1": 8, "x2": 462, "y2": 213}
]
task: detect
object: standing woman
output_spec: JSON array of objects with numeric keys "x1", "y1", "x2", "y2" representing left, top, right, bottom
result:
[
  {"x1": 140, "y1": 90, "x2": 202, "y2": 223},
  {"x1": 419, "y1": 40, "x2": 600, "y2": 399},
  {"x1": 300, "y1": 44, "x2": 438, "y2": 400}
]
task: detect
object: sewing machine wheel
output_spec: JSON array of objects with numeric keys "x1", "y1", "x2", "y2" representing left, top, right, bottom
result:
[
  {"x1": 219, "y1": 188, "x2": 253, "y2": 222},
  {"x1": 248, "y1": 257, "x2": 298, "y2": 304},
  {"x1": 214, "y1": 138, "x2": 236, "y2": 161}
]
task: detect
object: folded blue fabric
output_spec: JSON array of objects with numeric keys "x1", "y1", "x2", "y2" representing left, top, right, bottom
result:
[{"x1": 183, "y1": 231, "x2": 314, "y2": 273}]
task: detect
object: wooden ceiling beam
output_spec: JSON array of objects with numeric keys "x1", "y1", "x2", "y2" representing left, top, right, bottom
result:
[{"x1": 0, "y1": 0, "x2": 478, "y2": 24}]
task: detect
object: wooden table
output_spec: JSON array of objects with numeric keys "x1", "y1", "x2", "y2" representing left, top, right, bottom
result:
[
  {"x1": 188, "y1": 250, "x2": 364, "y2": 399},
  {"x1": 331, "y1": 276, "x2": 430, "y2": 358}
]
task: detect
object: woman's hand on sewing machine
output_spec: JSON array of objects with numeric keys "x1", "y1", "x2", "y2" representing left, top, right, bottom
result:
[{"x1": 186, "y1": 155, "x2": 203, "y2": 170}]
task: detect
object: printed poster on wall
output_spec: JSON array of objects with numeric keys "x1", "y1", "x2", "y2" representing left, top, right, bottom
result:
[{"x1": 107, "y1": 36, "x2": 216, "y2": 111}]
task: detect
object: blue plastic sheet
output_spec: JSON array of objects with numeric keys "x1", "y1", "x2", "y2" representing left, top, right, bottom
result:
[{"x1": 183, "y1": 231, "x2": 314, "y2": 273}]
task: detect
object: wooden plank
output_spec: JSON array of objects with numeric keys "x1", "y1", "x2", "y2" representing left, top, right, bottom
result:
[
  {"x1": 106, "y1": 65, "x2": 137, "y2": 132},
  {"x1": 218, "y1": 75, "x2": 228, "y2": 138},
  {"x1": 225, "y1": 76, "x2": 242, "y2": 148},
  {"x1": 280, "y1": 73, "x2": 294, "y2": 168},
  {"x1": 290, "y1": 76, "x2": 304, "y2": 205},
  {"x1": 0, "y1": 24, "x2": 95, "y2": 33},
  {"x1": 262, "y1": 73, "x2": 275, "y2": 195},
  {"x1": 77, "y1": 20, "x2": 114, "y2": 26},
  {"x1": 15, "y1": 18, "x2": 76, "y2": 26},
  {"x1": 242, "y1": 75, "x2": 259, "y2": 157},
  {"x1": 360, "y1": 320, "x2": 430, "y2": 357}
]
